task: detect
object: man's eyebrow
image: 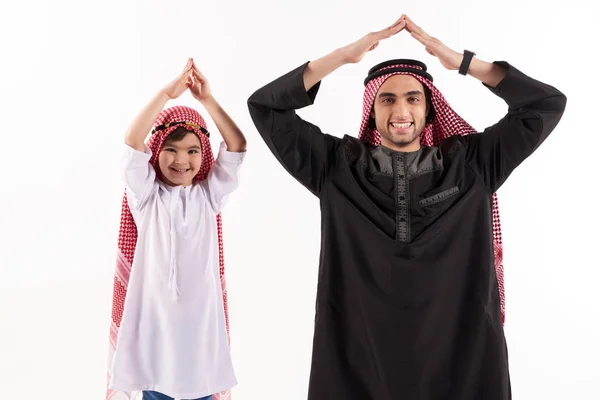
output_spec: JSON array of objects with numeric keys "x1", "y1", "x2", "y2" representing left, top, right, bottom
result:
[{"x1": 378, "y1": 90, "x2": 424, "y2": 98}]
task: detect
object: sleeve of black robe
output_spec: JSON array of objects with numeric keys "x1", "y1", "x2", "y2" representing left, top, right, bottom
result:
[
  {"x1": 247, "y1": 62, "x2": 343, "y2": 197},
  {"x1": 460, "y1": 61, "x2": 567, "y2": 193}
]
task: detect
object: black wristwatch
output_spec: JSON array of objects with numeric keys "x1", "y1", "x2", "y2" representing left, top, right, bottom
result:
[{"x1": 459, "y1": 50, "x2": 476, "y2": 75}]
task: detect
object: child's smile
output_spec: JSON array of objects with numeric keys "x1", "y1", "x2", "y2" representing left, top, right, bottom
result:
[{"x1": 158, "y1": 130, "x2": 203, "y2": 187}]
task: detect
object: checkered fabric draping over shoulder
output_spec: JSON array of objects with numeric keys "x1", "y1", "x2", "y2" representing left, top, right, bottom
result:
[
  {"x1": 106, "y1": 105, "x2": 232, "y2": 400},
  {"x1": 358, "y1": 62, "x2": 505, "y2": 325}
]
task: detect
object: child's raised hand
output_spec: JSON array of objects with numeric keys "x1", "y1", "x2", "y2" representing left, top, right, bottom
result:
[
  {"x1": 187, "y1": 59, "x2": 212, "y2": 102},
  {"x1": 163, "y1": 59, "x2": 194, "y2": 99}
]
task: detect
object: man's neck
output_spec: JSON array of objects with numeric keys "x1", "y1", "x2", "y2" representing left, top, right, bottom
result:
[{"x1": 379, "y1": 143, "x2": 422, "y2": 154}]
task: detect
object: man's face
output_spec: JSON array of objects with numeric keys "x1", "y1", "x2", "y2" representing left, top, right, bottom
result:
[
  {"x1": 157, "y1": 132, "x2": 203, "y2": 187},
  {"x1": 371, "y1": 75, "x2": 429, "y2": 152}
]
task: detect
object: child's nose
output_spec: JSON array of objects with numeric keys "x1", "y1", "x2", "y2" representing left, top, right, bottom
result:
[{"x1": 174, "y1": 155, "x2": 188, "y2": 164}]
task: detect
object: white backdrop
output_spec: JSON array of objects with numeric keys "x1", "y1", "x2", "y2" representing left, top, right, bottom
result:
[{"x1": 0, "y1": 0, "x2": 597, "y2": 398}]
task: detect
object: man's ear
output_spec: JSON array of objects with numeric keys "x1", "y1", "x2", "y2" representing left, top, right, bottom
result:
[
  {"x1": 425, "y1": 100, "x2": 435, "y2": 125},
  {"x1": 368, "y1": 106, "x2": 377, "y2": 129}
]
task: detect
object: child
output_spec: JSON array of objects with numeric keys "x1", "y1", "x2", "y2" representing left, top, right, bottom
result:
[{"x1": 107, "y1": 58, "x2": 246, "y2": 400}]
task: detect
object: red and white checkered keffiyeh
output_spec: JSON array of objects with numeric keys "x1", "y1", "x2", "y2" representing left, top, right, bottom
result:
[
  {"x1": 106, "y1": 105, "x2": 232, "y2": 400},
  {"x1": 358, "y1": 62, "x2": 505, "y2": 324}
]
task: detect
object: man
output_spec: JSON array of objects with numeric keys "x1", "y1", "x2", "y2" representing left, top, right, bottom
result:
[{"x1": 247, "y1": 15, "x2": 566, "y2": 399}]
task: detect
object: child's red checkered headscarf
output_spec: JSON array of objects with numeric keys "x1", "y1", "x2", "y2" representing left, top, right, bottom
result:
[
  {"x1": 106, "y1": 105, "x2": 232, "y2": 400},
  {"x1": 359, "y1": 60, "x2": 505, "y2": 324}
]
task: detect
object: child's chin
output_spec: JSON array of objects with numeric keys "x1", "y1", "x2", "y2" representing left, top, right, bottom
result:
[{"x1": 165, "y1": 174, "x2": 194, "y2": 187}]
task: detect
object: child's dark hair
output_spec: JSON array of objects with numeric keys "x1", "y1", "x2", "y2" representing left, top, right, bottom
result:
[{"x1": 164, "y1": 126, "x2": 198, "y2": 144}]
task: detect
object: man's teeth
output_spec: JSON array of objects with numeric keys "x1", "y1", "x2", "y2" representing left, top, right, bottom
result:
[{"x1": 391, "y1": 122, "x2": 412, "y2": 128}]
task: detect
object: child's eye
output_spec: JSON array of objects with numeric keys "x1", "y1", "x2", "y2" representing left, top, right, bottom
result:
[
  {"x1": 164, "y1": 148, "x2": 176, "y2": 152},
  {"x1": 189, "y1": 150, "x2": 199, "y2": 154}
]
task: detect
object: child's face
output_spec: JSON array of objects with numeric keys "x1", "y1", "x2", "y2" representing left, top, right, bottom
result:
[{"x1": 158, "y1": 132, "x2": 203, "y2": 187}]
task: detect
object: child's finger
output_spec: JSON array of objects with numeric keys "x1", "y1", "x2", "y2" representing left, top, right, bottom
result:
[
  {"x1": 194, "y1": 68, "x2": 207, "y2": 83},
  {"x1": 183, "y1": 58, "x2": 193, "y2": 73}
]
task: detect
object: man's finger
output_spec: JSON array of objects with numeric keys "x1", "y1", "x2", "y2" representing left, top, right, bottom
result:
[
  {"x1": 385, "y1": 18, "x2": 405, "y2": 32},
  {"x1": 411, "y1": 33, "x2": 438, "y2": 54},
  {"x1": 405, "y1": 16, "x2": 429, "y2": 38},
  {"x1": 391, "y1": 20, "x2": 406, "y2": 34},
  {"x1": 403, "y1": 16, "x2": 418, "y2": 32},
  {"x1": 378, "y1": 20, "x2": 405, "y2": 39},
  {"x1": 406, "y1": 24, "x2": 431, "y2": 43},
  {"x1": 409, "y1": 31, "x2": 429, "y2": 46},
  {"x1": 389, "y1": 16, "x2": 404, "y2": 30}
]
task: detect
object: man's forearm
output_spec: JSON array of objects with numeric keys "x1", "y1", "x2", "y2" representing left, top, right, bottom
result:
[
  {"x1": 467, "y1": 58, "x2": 508, "y2": 88},
  {"x1": 303, "y1": 48, "x2": 348, "y2": 91}
]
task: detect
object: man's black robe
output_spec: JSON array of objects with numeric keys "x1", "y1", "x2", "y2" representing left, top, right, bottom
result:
[{"x1": 247, "y1": 61, "x2": 566, "y2": 400}]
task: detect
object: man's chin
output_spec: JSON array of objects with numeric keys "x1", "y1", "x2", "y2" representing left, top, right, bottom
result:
[{"x1": 381, "y1": 134, "x2": 421, "y2": 151}]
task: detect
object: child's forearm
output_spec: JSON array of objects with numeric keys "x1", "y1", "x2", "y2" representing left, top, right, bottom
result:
[
  {"x1": 200, "y1": 96, "x2": 247, "y2": 152},
  {"x1": 124, "y1": 90, "x2": 170, "y2": 152}
]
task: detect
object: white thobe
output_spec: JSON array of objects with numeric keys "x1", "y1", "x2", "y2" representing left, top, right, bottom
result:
[{"x1": 109, "y1": 142, "x2": 244, "y2": 399}]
